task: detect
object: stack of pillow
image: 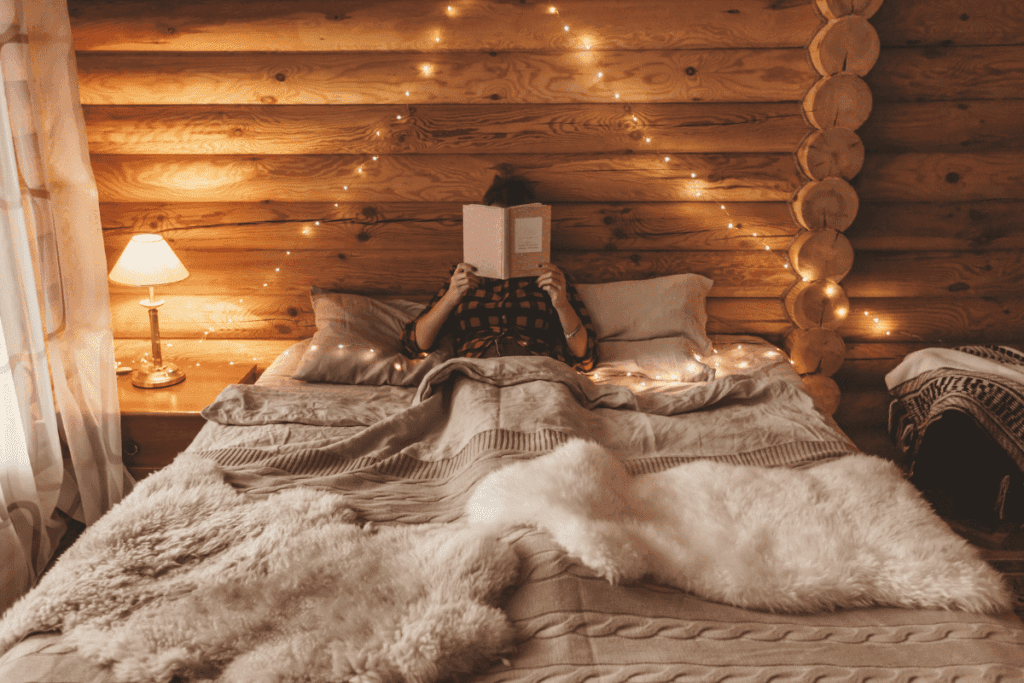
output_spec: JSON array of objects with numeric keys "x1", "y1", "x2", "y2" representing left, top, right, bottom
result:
[{"x1": 292, "y1": 274, "x2": 715, "y2": 386}]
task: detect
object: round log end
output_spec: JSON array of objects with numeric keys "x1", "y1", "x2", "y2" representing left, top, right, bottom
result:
[
  {"x1": 784, "y1": 279, "x2": 850, "y2": 331},
  {"x1": 802, "y1": 74, "x2": 873, "y2": 131},
  {"x1": 788, "y1": 228, "x2": 854, "y2": 282},
  {"x1": 791, "y1": 177, "x2": 859, "y2": 232},
  {"x1": 797, "y1": 128, "x2": 865, "y2": 181},
  {"x1": 801, "y1": 373, "x2": 842, "y2": 415},
  {"x1": 815, "y1": 0, "x2": 884, "y2": 21},
  {"x1": 784, "y1": 327, "x2": 846, "y2": 376},
  {"x1": 808, "y1": 15, "x2": 881, "y2": 77}
]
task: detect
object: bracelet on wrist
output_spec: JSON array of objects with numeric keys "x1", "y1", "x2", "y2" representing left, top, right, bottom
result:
[{"x1": 564, "y1": 321, "x2": 583, "y2": 340}]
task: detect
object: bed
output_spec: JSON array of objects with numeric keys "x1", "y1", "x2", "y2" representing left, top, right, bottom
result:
[{"x1": 2, "y1": 278, "x2": 1024, "y2": 682}]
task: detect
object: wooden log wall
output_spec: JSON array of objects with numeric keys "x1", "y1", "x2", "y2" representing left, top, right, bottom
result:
[
  {"x1": 73, "y1": 0, "x2": 822, "y2": 359},
  {"x1": 832, "y1": 0, "x2": 1024, "y2": 458},
  {"x1": 74, "y1": 0, "x2": 1024, "y2": 458}
]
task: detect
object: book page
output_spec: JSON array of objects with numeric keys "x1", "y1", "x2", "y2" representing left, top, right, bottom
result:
[
  {"x1": 513, "y1": 216, "x2": 544, "y2": 253},
  {"x1": 507, "y1": 204, "x2": 551, "y2": 278},
  {"x1": 462, "y1": 204, "x2": 508, "y2": 279}
]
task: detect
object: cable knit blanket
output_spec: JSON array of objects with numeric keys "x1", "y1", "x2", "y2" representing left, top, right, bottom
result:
[{"x1": 3, "y1": 356, "x2": 1024, "y2": 682}]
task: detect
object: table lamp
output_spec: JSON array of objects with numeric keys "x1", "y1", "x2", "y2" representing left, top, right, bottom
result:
[{"x1": 108, "y1": 234, "x2": 190, "y2": 388}]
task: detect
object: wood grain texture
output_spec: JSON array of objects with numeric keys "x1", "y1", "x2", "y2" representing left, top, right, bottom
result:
[
  {"x1": 868, "y1": 45, "x2": 1024, "y2": 102},
  {"x1": 843, "y1": 250, "x2": 1024, "y2": 298},
  {"x1": 90, "y1": 153, "x2": 803, "y2": 203},
  {"x1": 68, "y1": 0, "x2": 823, "y2": 52},
  {"x1": 860, "y1": 101, "x2": 1024, "y2": 153},
  {"x1": 77, "y1": 49, "x2": 815, "y2": 106},
  {"x1": 870, "y1": 0, "x2": 1024, "y2": 47},
  {"x1": 849, "y1": 201, "x2": 1024, "y2": 251},
  {"x1": 808, "y1": 15, "x2": 881, "y2": 76},
  {"x1": 100, "y1": 201, "x2": 799, "y2": 253},
  {"x1": 109, "y1": 295, "x2": 793, "y2": 341},
  {"x1": 82, "y1": 102, "x2": 811, "y2": 155},
  {"x1": 104, "y1": 247, "x2": 798, "y2": 299},
  {"x1": 840, "y1": 297, "x2": 1024, "y2": 343},
  {"x1": 855, "y1": 151, "x2": 1024, "y2": 202}
]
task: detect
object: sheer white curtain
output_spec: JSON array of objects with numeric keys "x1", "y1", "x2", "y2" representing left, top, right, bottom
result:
[{"x1": 0, "y1": 0, "x2": 126, "y2": 613}]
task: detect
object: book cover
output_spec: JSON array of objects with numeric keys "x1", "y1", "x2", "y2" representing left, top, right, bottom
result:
[{"x1": 462, "y1": 203, "x2": 551, "y2": 279}]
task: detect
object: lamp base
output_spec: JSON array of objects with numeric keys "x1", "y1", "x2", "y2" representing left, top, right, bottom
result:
[{"x1": 131, "y1": 362, "x2": 186, "y2": 388}]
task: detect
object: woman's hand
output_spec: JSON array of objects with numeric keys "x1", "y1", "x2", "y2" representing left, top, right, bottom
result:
[
  {"x1": 536, "y1": 263, "x2": 569, "y2": 311},
  {"x1": 444, "y1": 263, "x2": 480, "y2": 305}
]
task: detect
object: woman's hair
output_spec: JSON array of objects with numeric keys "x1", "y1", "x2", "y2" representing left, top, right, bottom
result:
[{"x1": 482, "y1": 173, "x2": 536, "y2": 207}]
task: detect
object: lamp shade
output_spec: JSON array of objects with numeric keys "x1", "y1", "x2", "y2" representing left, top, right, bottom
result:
[{"x1": 108, "y1": 234, "x2": 189, "y2": 286}]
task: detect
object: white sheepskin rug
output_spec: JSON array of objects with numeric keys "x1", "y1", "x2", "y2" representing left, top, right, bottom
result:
[
  {"x1": 466, "y1": 439, "x2": 1011, "y2": 614},
  {"x1": 0, "y1": 456, "x2": 520, "y2": 683}
]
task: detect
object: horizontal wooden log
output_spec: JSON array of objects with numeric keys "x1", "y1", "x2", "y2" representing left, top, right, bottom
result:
[
  {"x1": 855, "y1": 151, "x2": 1024, "y2": 203},
  {"x1": 849, "y1": 201, "x2": 1024, "y2": 251},
  {"x1": 840, "y1": 297, "x2": 1024, "y2": 343},
  {"x1": 859, "y1": 101, "x2": 1024, "y2": 154},
  {"x1": 871, "y1": 0, "x2": 1024, "y2": 48},
  {"x1": 104, "y1": 247, "x2": 798, "y2": 299},
  {"x1": 100, "y1": 201, "x2": 799, "y2": 253},
  {"x1": 90, "y1": 153, "x2": 803, "y2": 203},
  {"x1": 76, "y1": 49, "x2": 815, "y2": 106},
  {"x1": 68, "y1": 0, "x2": 823, "y2": 52},
  {"x1": 868, "y1": 45, "x2": 1024, "y2": 102},
  {"x1": 82, "y1": 102, "x2": 811, "y2": 155},
  {"x1": 843, "y1": 250, "x2": 1024, "y2": 298},
  {"x1": 109, "y1": 294, "x2": 792, "y2": 341}
]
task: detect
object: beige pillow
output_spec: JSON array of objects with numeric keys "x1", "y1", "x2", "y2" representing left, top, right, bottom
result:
[
  {"x1": 291, "y1": 288, "x2": 451, "y2": 385},
  {"x1": 576, "y1": 274, "x2": 713, "y2": 352}
]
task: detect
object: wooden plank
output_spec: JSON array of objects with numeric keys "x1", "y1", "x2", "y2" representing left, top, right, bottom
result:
[
  {"x1": 104, "y1": 247, "x2": 797, "y2": 299},
  {"x1": 855, "y1": 151, "x2": 1024, "y2": 203},
  {"x1": 68, "y1": 0, "x2": 822, "y2": 52},
  {"x1": 840, "y1": 298, "x2": 1024, "y2": 344},
  {"x1": 871, "y1": 0, "x2": 1024, "y2": 48},
  {"x1": 843, "y1": 250, "x2": 1024, "y2": 298},
  {"x1": 90, "y1": 153, "x2": 803, "y2": 203},
  {"x1": 860, "y1": 101, "x2": 1024, "y2": 154},
  {"x1": 109, "y1": 294, "x2": 791, "y2": 341},
  {"x1": 849, "y1": 201, "x2": 1024, "y2": 251},
  {"x1": 75, "y1": 49, "x2": 815, "y2": 106},
  {"x1": 867, "y1": 45, "x2": 1024, "y2": 102},
  {"x1": 100, "y1": 201, "x2": 798, "y2": 252},
  {"x1": 82, "y1": 102, "x2": 810, "y2": 155}
]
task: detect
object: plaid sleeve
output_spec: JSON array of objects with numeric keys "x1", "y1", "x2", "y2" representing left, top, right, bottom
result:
[
  {"x1": 563, "y1": 283, "x2": 598, "y2": 372},
  {"x1": 400, "y1": 266, "x2": 456, "y2": 357}
]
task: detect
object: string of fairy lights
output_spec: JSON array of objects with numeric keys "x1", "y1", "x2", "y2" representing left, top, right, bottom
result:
[{"x1": 139, "y1": 2, "x2": 903, "y2": 373}]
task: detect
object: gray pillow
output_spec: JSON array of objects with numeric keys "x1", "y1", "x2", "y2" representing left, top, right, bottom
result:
[
  {"x1": 575, "y1": 274, "x2": 713, "y2": 353},
  {"x1": 291, "y1": 288, "x2": 451, "y2": 385}
]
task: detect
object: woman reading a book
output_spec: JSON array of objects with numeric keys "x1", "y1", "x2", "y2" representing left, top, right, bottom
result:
[{"x1": 400, "y1": 174, "x2": 596, "y2": 371}]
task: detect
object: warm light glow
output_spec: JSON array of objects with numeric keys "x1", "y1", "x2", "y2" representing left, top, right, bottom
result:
[{"x1": 108, "y1": 234, "x2": 190, "y2": 287}]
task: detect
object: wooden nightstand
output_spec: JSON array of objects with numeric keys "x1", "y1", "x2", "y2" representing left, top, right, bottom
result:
[{"x1": 117, "y1": 360, "x2": 257, "y2": 480}]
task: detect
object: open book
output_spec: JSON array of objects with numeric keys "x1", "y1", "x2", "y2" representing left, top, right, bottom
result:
[{"x1": 462, "y1": 203, "x2": 551, "y2": 279}]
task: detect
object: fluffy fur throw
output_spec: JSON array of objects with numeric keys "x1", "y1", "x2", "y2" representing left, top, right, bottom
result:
[
  {"x1": 466, "y1": 439, "x2": 1011, "y2": 614},
  {"x1": 0, "y1": 457, "x2": 520, "y2": 683}
]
